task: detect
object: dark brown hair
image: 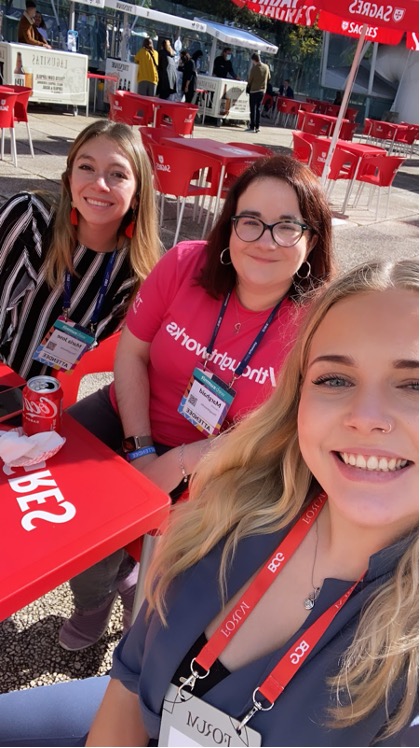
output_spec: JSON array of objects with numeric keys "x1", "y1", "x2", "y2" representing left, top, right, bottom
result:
[{"x1": 196, "y1": 155, "x2": 334, "y2": 299}]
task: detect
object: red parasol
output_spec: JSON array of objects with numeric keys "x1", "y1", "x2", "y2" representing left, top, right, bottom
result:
[{"x1": 231, "y1": 0, "x2": 418, "y2": 182}]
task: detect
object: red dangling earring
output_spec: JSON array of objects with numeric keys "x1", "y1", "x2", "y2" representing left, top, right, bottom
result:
[
  {"x1": 70, "y1": 206, "x2": 78, "y2": 226},
  {"x1": 124, "y1": 219, "x2": 135, "y2": 239}
]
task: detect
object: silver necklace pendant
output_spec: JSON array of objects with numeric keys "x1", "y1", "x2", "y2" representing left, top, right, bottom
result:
[
  {"x1": 303, "y1": 595, "x2": 315, "y2": 610},
  {"x1": 303, "y1": 588, "x2": 320, "y2": 610}
]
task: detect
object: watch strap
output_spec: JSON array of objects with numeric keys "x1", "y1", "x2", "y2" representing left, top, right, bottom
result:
[{"x1": 122, "y1": 434, "x2": 154, "y2": 453}]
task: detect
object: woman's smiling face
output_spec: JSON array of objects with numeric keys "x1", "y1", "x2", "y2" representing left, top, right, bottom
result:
[
  {"x1": 229, "y1": 177, "x2": 316, "y2": 306},
  {"x1": 298, "y1": 288, "x2": 418, "y2": 541},
  {"x1": 69, "y1": 135, "x2": 138, "y2": 234}
]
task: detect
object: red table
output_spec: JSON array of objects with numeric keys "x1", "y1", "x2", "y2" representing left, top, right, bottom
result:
[
  {"x1": 315, "y1": 137, "x2": 386, "y2": 212},
  {"x1": 162, "y1": 136, "x2": 261, "y2": 228},
  {"x1": 0, "y1": 411, "x2": 170, "y2": 621}
]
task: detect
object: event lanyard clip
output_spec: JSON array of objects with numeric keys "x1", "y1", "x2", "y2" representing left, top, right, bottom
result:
[
  {"x1": 236, "y1": 689, "x2": 275, "y2": 733},
  {"x1": 177, "y1": 658, "x2": 210, "y2": 699}
]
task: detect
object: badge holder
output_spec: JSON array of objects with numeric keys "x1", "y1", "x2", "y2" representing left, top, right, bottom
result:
[
  {"x1": 32, "y1": 315, "x2": 96, "y2": 372},
  {"x1": 178, "y1": 367, "x2": 236, "y2": 437},
  {"x1": 159, "y1": 684, "x2": 261, "y2": 747}
]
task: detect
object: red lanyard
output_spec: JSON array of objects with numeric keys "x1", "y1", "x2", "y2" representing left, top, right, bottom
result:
[{"x1": 182, "y1": 492, "x2": 365, "y2": 729}]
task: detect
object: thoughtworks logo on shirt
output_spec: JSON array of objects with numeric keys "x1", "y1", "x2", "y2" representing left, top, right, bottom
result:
[{"x1": 166, "y1": 321, "x2": 277, "y2": 386}]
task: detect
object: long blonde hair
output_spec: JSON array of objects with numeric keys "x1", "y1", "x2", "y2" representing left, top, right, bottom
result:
[
  {"x1": 45, "y1": 120, "x2": 160, "y2": 288},
  {"x1": 147, "y1": 259, "x2": 419, "y2": 739}
]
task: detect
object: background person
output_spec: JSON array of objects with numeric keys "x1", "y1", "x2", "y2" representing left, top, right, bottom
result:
[
  {"x1": 213, "y1": 47, "x2": 238, "y2": 79},
  {"x1": 58, "y1": 155, "x2": 335, "y2": 652},
  {"x1": 0, "y1": 120, "x2": 160, "y2": 381},
  {"x1": 246, "y1": 52, "x2": 270, "y2": 134},
  {"x1": 18, "y1": 0, "x2": 51, "y2": 48},
  {"x1": 34, "y1": 11, "x2": 48, "y2": 43},
  {"x1": 157, "y1": 38, "x2": 177, "y2": 100},
  {"x1": 134, "y1": 37, "x2": 159, "y2": 96},
  {"x1": 179, "y1": 49, "x2": 197, "y2": 103},
  {"x1": 0, "y1": 259, "x2": 417, "y2": 747},
  {"x1": 191, "y1": 48, "x2": 203, "y2": 73},
  {"x1": 279, "y1": 78, "x2": 294, "y2": 98}
]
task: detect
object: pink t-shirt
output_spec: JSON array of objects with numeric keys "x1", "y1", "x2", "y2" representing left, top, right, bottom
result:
[{"x1": 119, "y1": 241, "x2": 302, "y2": 446}]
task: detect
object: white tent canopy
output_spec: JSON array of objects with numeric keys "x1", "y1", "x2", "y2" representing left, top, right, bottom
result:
[
  {"x1": 74, "y1": 0, "x2": 207, "y2": 32},
  {"x1": 197, "y1": 19, "x2": 278, "y2": 55}
]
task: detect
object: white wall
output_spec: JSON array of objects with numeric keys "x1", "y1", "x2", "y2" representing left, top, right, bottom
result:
[{"x1": 375, "y1": 42, "x2": 419, "y2": 123}]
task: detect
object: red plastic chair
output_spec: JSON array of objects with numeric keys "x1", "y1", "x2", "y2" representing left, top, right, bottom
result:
[
  {"x1": 296, "y1": 111, "x2": 333, "y2": 137},
  {"x1": 109, "y1": 91, "x2": 154, "y2": 127},
  {"x1": 0, "y1": 88, "x2": 18, "y2": 167},
  {"x1": 369, "y1": 121, "x2": 399, "y2": 152},
  {"x1": 310, "y1": 139, "x2": 358, "y2": 181},
  {"x1": 55, "y1": 331, "x2": 121, "y2": 409},
  {"x1": 353, "y1": 154, "x2": 406, "y2": 220},
  {"x1": 1, "y1": 85, "x2": 34, "y2": 157},
  {"x1": 155, "y1": 102, "x2": 199, "y2": 137},
  {"x1": 393, "y1": 124, "x2": 419, "y2": 156},
  {"x1": 274, "y1": 97, "x2": 299, "y2": 128},
  {"x1": 360, "y1": 117, "x2": 376, "y2": 143},
  {"x1": 291, "y1": 131, "x2": 313, "y2": 165},
  {"x1": 323, "y1": 103, "x2": 340, "y2": 117},
  {"x1": 148, "y1": 141, "x2": 219, "y2": 244},
  {"x1": 339, "y1": 120, "x2": 358, "y2": 141},
  {"x1": 298, "y1": 102, "x2": 317, "y2": 114},
  {"x1": 345, "y1": 106, "x2": 359, "y2": 122}
]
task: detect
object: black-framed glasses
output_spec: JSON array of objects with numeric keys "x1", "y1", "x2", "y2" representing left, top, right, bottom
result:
[{"x1": 231, "y1": 215, "x2": 311, "y2": 247}]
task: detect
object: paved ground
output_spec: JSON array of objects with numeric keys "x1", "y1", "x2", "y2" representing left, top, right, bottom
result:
[{"x1": 0, "y1": 104, "x2": 418, "y2": 694}]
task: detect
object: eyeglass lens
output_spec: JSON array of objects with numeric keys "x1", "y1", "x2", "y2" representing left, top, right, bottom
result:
[{"x1": 234, "y1": 217, "x2": 304, "y2": 246}]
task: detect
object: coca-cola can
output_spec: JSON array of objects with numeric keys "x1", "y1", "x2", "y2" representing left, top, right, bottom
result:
[{"x1": 22, "y1": 376, "x2": 63, "y2": 436}]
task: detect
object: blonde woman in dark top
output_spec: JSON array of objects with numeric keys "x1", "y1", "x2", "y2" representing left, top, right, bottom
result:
[{"x1": 0, "y1": 260, "x2": 416, "y2": 747}]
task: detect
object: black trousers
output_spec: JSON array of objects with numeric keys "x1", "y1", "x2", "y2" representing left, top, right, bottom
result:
[{"x1": 249, "y1": 90, "x2": 264, "y2": 130}]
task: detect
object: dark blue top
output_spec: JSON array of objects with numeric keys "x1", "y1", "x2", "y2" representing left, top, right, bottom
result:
[{"x1": 111, "y1": 527, "x2": 417, "y2": 746}]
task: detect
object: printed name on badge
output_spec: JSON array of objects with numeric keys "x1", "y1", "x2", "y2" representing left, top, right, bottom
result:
[
  {"x1": 178, "y1": 368, "x2": 236, "y2": 436},
  {"x1": 159, "y1": 685, "x2": 261, "y2": 747}
]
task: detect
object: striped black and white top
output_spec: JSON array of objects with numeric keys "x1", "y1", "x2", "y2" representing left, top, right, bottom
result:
[{"x1": 0, "y1": 192, "x2": 137, "y2": 379}]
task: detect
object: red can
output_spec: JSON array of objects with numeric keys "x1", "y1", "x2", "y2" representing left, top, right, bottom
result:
[{"x1": 22, "y1": 376, "x2": 63, "y2": 436}]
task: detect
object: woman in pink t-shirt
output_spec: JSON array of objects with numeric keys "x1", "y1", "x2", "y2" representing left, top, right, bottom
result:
[{"x1": 60, "y1": 155, "x2": 335, "y2": 651}]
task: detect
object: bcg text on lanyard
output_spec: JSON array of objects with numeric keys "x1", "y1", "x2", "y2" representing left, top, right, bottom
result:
[
  {"x1": 174, "y1": 493, "x2": 365, "y2": 736},
  {"x1": 32, "y1": 251, "x2": 117, "y2": 372},
  {"x1": 178, "y1": 291, "x2": 284, "y2": 437}
]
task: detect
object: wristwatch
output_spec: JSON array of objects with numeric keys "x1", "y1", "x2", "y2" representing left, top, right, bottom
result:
[{"x1": 122, "y1": 435, "x2": 154, "y2": 454}]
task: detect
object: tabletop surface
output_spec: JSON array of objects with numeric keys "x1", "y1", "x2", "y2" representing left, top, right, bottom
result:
[
  {"x1": 0, "y1": 412, "x2": 170, "y2": 620},
  {"x1": 302, "y1": 111, "x2": 350, "y2": 123},
  {"x1": 163, "y1": 136, "x2": 261, "y2": 161},
  {"x1": 317, "y1": 137, "x2": 387, "y2": 155}
]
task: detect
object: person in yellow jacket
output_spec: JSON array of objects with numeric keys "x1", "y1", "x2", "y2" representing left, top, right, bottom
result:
[{"x1": 134, "y1": 38, "x2": 159, "y2": 96}]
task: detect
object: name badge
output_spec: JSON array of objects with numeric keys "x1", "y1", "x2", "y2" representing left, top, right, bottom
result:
[
  {"x1": 32, "y1": 316, "x2": 95, "y2": 372},
  {"x1": 159, "y1": 684, "x2": 261, "y2": 747},
  {"x1": 178, "y1": 368, "x2": 236, "y2": 436}
]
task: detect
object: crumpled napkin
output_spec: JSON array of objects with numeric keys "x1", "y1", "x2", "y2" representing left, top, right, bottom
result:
[{"x1": 0, "y1": 428, "x2": 66, "y2": 467}]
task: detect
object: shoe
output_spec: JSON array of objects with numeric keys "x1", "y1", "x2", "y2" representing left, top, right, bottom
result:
[
  {"x1": 59, "y1": 593, "x2": 117, "y2": 651},
  {"x1": 255, "y1": 128, "x2": 260, "y2": 133},
  {"x1": 118, "y1": 563, "x2": 139, "y2": 634},
  {"x1": 244, "y1": 126, "x2": 254, "y2": 132}
]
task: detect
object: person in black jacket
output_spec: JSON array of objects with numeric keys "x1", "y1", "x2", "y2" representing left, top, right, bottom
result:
[
  {"x1": 179, "y1": 50, "x2": 197, "y2": 103},
  {"x1": 213, "y1": 47, "x2": 238, "y2": 79},
  {"x1": 279, "y1": 78, "x2": 294, "y2": 98},
  {"x1": 157, "y1": 39, "x2": 177, "y2": 100}
]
